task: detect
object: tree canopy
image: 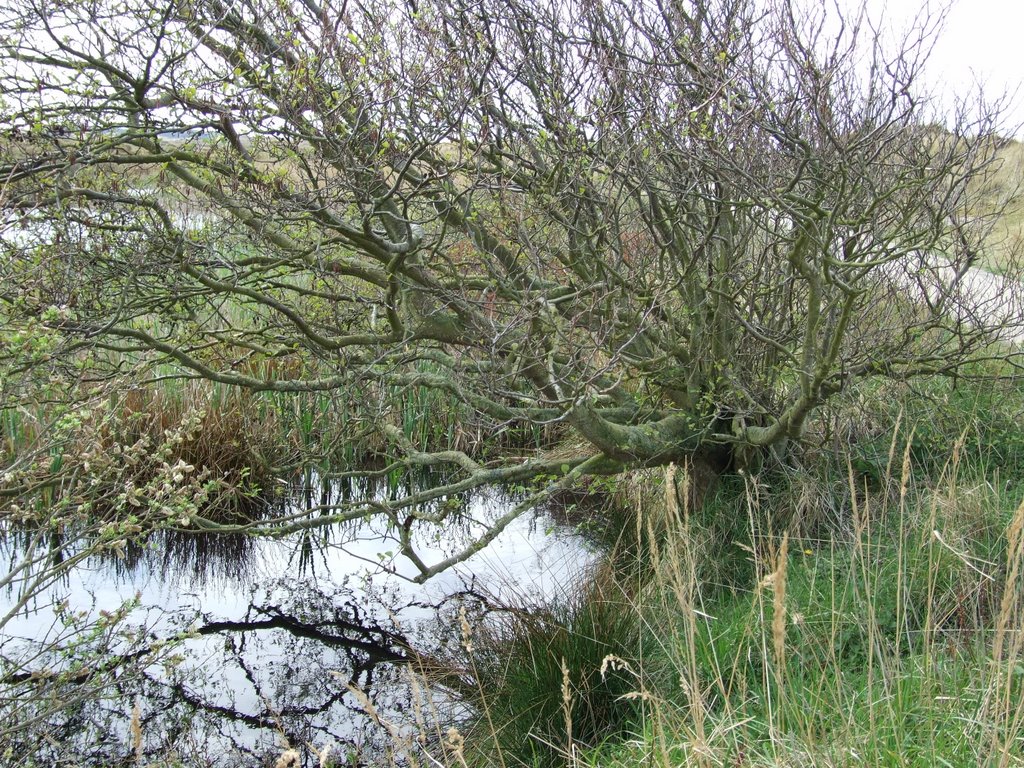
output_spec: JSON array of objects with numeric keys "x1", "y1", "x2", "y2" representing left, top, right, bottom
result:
[{"x1": 1, "y1": 0, "x2": 1021, "y2": 579}]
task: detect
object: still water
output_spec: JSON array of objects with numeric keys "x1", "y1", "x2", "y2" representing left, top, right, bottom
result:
[{"x1": 1, "y1": 476, "x2": 599, "y2": 766}]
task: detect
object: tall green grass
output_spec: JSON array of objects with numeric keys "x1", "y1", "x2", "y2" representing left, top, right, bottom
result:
[
  {"x1": 439, "y1": 565, "x2": 646, "y2": 768},
  {"x1": 577, "y1": 455, "x2": 1023, "y2": 767}
]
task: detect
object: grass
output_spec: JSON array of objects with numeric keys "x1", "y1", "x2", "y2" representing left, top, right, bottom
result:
[
  {"x1": 388, "y1": 376, "x2": 1024, "y2": 768},
  {"x1": 565, "y1": 459, "x2": 1024, "y2": 767},
  {"x1": 441, "y1": 564, "x2": 647, "y2": 768}
]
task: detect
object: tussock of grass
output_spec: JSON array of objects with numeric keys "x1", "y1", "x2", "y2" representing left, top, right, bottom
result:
[{"x1": 430, "y1": 563, "x2": 645, "y2": 768}]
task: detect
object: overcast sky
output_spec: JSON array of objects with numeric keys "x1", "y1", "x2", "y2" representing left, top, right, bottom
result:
[{"x1": 858, "y1": 0, "x2": 1024, "y2": 135}]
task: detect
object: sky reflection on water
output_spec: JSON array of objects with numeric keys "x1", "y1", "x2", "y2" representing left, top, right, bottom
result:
[{"x1": 0, "y1": 477, "x2": 599, "y2": 765}]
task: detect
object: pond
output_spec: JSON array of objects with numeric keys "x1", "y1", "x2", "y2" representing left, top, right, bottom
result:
[{"x1": 0, "y1": 475, "x2": 601, "y2": 766}]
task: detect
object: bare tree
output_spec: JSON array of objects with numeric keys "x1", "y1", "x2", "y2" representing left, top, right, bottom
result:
[{"x1": 0, "y1": 0, "x2": 1020, "y2": 581}]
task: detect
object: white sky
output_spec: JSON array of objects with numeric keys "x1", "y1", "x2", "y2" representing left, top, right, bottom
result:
[{"x1": 859, "y1": 0, "x2": 1024, "y2": 135}]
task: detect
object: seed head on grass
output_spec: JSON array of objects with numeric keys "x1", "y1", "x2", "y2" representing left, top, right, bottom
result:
[
  {"x1": 772, "y1": 532, "x2": 789, "y2": 677},
  {"x1": 130, "y1": 700, "x2": 143, "y2": 765},
  {"x1": 561, "y1": 656, "x2": 574, "y2": 761},
  {"x1": 445, "y1": 726, "x2": 469, "y2": 768},
  {"x1": 459, "y1": 604, "x2": 474, "y2": 654}
]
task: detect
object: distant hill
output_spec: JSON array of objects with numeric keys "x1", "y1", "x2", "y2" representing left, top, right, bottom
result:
[{"x1": 973, "y1": 137, "x2": 1024, "y2": 273}]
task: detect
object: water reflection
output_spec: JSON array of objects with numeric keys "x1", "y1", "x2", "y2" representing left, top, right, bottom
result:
[
  {"x1": 1, "y1": 475, "x2": 598, "y2": 765},
  {"x1": 128, "y1": 580, "x2": 419, "y2": 765}
]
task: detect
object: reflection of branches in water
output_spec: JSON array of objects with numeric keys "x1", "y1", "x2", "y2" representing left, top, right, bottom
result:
[
  {"x1": 2, "y1": 472, "x2": 552, "y2": 597},
  {"x1": 196, "y1": 604, "x2": 410, "y2": 668},
  {"x1": 0, "y1": 601, "x2": 177, "y2": 767},
  {"x1": 3, "y1": 576, "x2": 425, "y2": 766},
  {"x1": 85, "y1": 472, "x2": 524, "y2": 587},
  {"x1": 144, "y1": 598, "x2": 414, "y2": 763},
  {"x1": 166, "y1": 585, "x2": 421, "y2": 764},
  {"x1": 155, "y1": 655, "x2": 356, "y2": 761},
  {"x1": 2, "y1": 476, "x2": 590, "y2": 764}
]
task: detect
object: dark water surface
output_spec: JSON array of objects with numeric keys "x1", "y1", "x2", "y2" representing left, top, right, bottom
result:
[{"x1": 1, "y1": 476, "x2": 598, "y2": 765}]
